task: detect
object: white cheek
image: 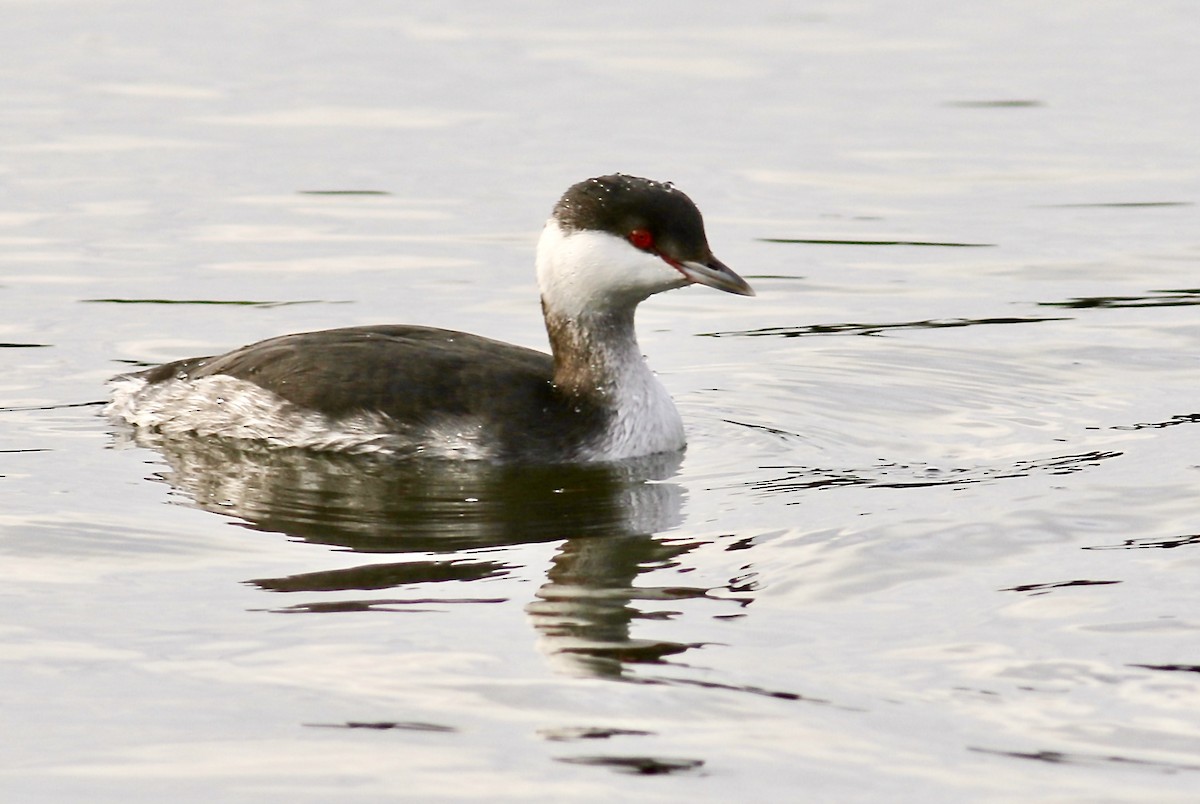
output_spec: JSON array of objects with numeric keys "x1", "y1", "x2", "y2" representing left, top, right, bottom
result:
[{"x1": 536, "y1": 221, "x2": 685, "y2": 316}]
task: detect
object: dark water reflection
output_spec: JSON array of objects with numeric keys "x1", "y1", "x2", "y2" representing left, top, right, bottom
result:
[
  {"x1": 125, "y1": 429, "x2": 684, "y2": 550},
  {"x1": 116, "y1": 429, "x2": 727, "y2": 679}
]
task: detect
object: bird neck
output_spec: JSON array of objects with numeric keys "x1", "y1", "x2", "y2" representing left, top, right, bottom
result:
[{"x1": 543, "y1": 303, "x2": 647, "y2": 402}]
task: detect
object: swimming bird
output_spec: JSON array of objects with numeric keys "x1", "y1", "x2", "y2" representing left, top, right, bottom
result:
[{"x1": 108, "y1": 174, "x2": 754, "y2": 462}]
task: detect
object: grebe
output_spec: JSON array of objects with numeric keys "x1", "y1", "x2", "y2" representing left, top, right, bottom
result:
[{"x1": 108, "y1": 174, "x2": 754, "y2": 462}]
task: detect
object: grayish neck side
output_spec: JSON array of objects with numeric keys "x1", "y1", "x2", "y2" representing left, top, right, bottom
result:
[{"x1": 543, "y1": 303, "x2": 646, "y2": 402}]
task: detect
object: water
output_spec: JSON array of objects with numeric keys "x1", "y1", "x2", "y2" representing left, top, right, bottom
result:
[{"x1": 3, "y1": 1, "x2": 1199, "y2": 800}]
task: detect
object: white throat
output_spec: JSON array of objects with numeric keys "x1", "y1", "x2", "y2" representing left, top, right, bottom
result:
[{"x1": 536, "y1": 218, "x2": 688, "y2": 319}]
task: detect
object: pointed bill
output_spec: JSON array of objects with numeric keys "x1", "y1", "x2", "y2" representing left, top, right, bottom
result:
[{"x1": 676, "y1": 256, "x2": 755, "y2": 296}]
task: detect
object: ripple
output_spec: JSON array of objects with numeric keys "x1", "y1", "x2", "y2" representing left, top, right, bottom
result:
[
  {"x1": 305, "y1": 721, "x2": 458, "y2": 733},
  {"x1": 1113, "y1": 413, "x2": 1200, "y2": 431},
  {"x1": 702, "y1": 315, "x2": 1065, "y2": 339},
  {"x1": 970, "y1": 746, "x2": 1200, "y2": 773},
  {"x1": 1083, "y1": 533, "x2": 1200, "y2": 551},
  {"x1": 83, "y1": 298, "x2": 326, "y2": 308},
  {"x1": 538, "y1": 726, "x2": 654, "y2": 742},
  {"x1": 299, "y1": 190, "x2": 392, "y2": 196},
  {"x1": 1040, "y1": 289, "x2": 1200, "y2": 309},
  {"x1": 1040, "y1": 201, "x2": 1192, "y2": 208},
  {"x1": 195, "y1": 106, "x2": 495, "y2": 128},
  {"x1": 554, "y1": 754, "x2": 705, "y2": 775},
  {"x1": 250, "y1": 558, "x2": 513, "y2": 592},
  {"x1": 944, "y1": 99, "x2": 1045, "y2": 108},
  {"x1": 259, "y1": 598, "x2": 508, "y2": 614},
  {"x1": 1000, "y1": 579, "x2": 1122, "y2": 595},
  {"x1": 759, "y1": 237, "x2": 994, "y2": 247},
  {"x1": 747, "y1": 450, "x2": 1124, "y2": 497},
  {"x1": 1129, "y1": 664, "x2": 1200, "y2": 675}
]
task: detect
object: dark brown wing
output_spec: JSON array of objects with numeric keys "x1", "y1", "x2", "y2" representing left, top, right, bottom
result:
[{"x1": 132, "y1": 325, "x2": 608, "y2": 460}]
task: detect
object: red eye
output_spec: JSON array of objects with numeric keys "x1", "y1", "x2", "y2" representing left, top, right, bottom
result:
[{"x1": 628, "y1": 228, "x2": 654, "y2": 251}]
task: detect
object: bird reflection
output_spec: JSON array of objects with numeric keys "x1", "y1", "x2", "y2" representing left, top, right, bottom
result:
[
  {"x1": 115, "y1": 427, "x2": 698, "y2": 678},
  {"x1": 527, "y1": 534, "x2": 716, "y2": 678}
]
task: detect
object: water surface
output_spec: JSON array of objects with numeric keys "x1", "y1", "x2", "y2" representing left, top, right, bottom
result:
[{"x1": 2, "y1": 1, "x2": 1199, "y2": 801}]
